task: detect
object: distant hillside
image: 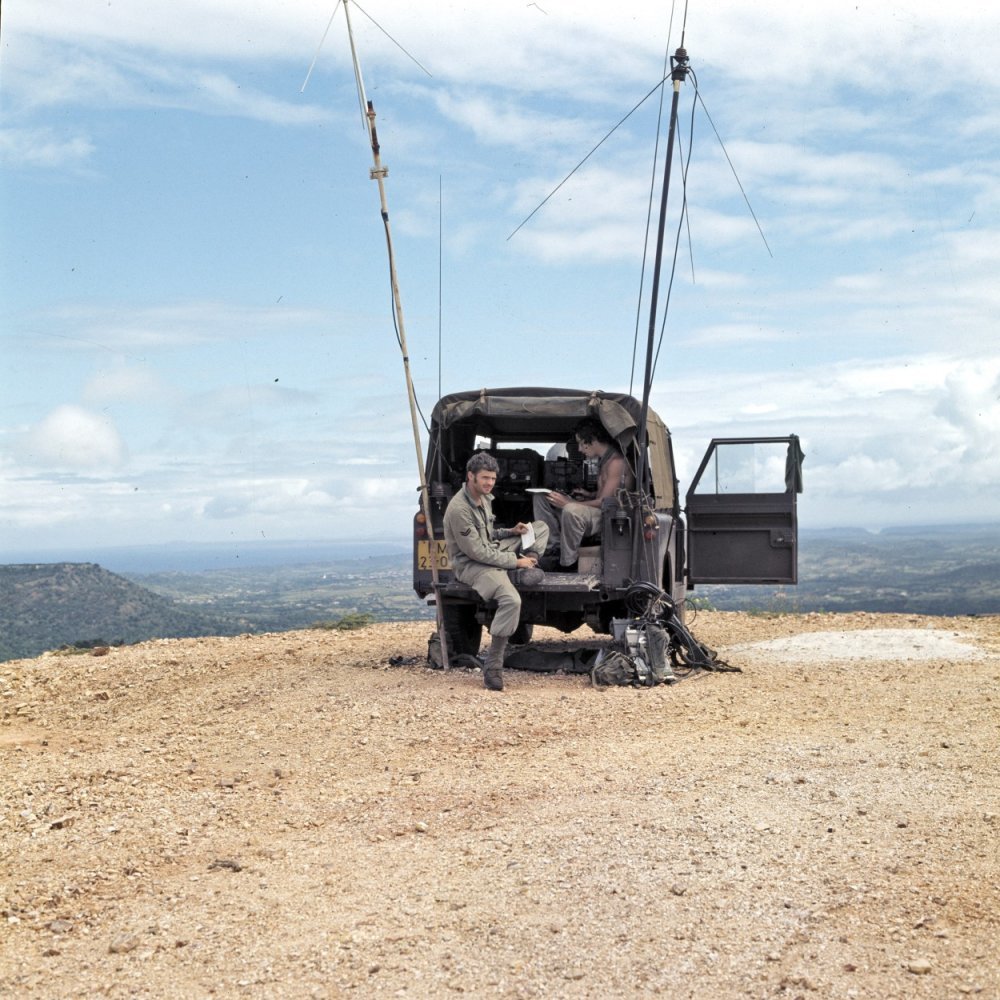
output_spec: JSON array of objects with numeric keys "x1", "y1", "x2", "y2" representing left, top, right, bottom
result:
[
  {"x1": 699, "y1": 524, "x2": 1000, "y2": 616},
  {"x1": 4, "y1": 525, "x2": 998, "y2": 662},
  {"x1": 0, "y1": 563, "x2": 247, "y2": 662}
]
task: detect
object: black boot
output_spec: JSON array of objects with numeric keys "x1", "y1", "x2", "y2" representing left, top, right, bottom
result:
[
  {"x1": 483, "y1": 635, "x2": 508, "y2": 691},
  {"x1": 508, "y1": 566, "x2": 544, "y2": 587}
]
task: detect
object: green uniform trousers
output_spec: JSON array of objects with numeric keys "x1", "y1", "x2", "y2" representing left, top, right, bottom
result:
[{"x1": 456, "y1": 523, "x2": 549, "y2": 637}]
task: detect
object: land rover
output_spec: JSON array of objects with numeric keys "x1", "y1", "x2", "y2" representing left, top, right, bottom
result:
[{"x1": 413, "y1": 387, "x2": 803, "y2": 656}]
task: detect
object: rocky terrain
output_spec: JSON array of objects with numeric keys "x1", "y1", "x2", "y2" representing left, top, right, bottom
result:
[{"x1": 2, "y1": 611, "x2": 998, "y2": 998}]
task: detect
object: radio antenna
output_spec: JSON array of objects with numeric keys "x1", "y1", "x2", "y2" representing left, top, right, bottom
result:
[{"x1": 317, "y1": 0, "x2": 450, "y2": 667}]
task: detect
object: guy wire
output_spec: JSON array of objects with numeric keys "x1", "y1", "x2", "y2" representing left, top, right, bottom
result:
[
  {"x1": 650, "y1": 74, "x2": 699, "y2": 385},
  {"x1": 630, "y1": 27, "x2": 675, "y2": 399}
]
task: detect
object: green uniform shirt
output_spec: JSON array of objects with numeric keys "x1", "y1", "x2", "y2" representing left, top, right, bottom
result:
[{"x1": 443, "y1": 485, "x2": 519, "y2": 578}]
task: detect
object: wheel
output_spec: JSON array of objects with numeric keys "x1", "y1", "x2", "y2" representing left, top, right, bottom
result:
[
  {"x1": 510, "y1": 622, "x2": 534, "y2": 645},
  {"x1": 546, "y1": 611, "x2": 584, "y2": 634},
  {"x1": 441, "y1": 600, "x2": 482, "y2": 657},
  {"x1": 595, "y1": 600, "x2": 626, "y2": 636}
]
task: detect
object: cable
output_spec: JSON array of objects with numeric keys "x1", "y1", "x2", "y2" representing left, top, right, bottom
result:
[
  {"x1": 381, "y1": 215, "x2": 431, "y2": 434},
  {"x1": 649, "y1": 74, "x2": 699, "y2": 386},
  {"x1": 506, "y1": 71, "x2": 676, "y2": 242},
  {"x1": 622, "y1": 581, "x2": 739, "y2": 673},
  {"x1": 695, "y1": 88, "x2": 772, "y2": 257},
  {"x1": 631, "y1": 30, "x2": 675, "y2": 398}
]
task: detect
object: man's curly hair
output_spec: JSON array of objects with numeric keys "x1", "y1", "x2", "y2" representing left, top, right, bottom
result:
[
  {"x1": 466, "y1": 451, "x2": 500, "y2": 474},
  {"x1": 574, "y1": 418, "x2": 612, "y2": 446}
]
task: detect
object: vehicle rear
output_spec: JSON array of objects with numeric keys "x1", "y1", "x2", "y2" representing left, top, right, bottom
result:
[{"x1": 413, "y1": 387, "x2": 685, "y2": 651}]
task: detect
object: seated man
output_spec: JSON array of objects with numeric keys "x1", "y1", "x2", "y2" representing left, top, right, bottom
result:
[
  {"x1": 533, "y1": 418, "x2": 634, "y2": 572},
  {"x1": 443, "y1": 452, "x2": 550, "y2": 692}
]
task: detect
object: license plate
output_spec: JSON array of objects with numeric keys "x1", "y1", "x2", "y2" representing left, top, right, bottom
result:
[{"x1": 417, "y1": 540, "x2": 451, "y2": 571}]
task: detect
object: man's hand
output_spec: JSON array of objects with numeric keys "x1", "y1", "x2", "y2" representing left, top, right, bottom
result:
[
  {"x1": 515, "y1": 555, "x2": 538, "y2": 568},
  {"x1": 510, "y1": 522, "x2": 532, "y2": 535},
  {"x1": 549, "y1": 489, "x2": 592, "y2": 508}
]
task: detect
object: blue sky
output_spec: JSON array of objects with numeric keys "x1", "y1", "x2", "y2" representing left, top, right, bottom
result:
[{"x1": 2, "y1": 0, "x2": 999, "y2": 553}]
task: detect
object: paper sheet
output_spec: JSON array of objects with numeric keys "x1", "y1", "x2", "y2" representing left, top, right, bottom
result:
[{"x1": 519, "y1": 522, "x2": 535, "y2": 551}]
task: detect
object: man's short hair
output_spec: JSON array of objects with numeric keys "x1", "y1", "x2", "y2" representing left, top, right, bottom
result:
[
  {"x1": 466, "y1": 451, "x2": 500, "y2": 475},
  {"x1": 574, "y1": 418, "x2": 612, "y2": 446}
]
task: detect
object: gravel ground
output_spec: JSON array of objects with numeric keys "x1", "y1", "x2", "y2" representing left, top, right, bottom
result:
[{"x1": 2, "y1": 611, "x2": 998, "y2": 999}]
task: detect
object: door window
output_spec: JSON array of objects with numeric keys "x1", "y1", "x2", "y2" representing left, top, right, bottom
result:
[{"x1": 692, "y1": 440, "x2": 791, "y2": 495}]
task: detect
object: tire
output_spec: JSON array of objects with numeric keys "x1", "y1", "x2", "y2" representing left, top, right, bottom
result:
[
  {"x1": 441, "y1": 601, "x2": 483, "y2": 657},
  {"x1": 510, "y1": 622, "x2": 534, "y2": 645},
  {"x1": 596, "y1": 600, "x2": 626, "y2": 636}
]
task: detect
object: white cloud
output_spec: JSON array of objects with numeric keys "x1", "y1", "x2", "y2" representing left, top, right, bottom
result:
[
  {"x1": 3, "y1": 352, "x2": 997, "y2": 547},
  {"x1": 432, "y1": 91, "x2": 593, "y2": 153},
  {"x1": 3, "y1": 0, "x2": 1000, "y2": 551},
  {"x1": 0, "y1": 127, "x2": 95, "y2": 169},
  {"x1": 935, "y1": 361, "x2": 1000, "y2": 460},
  {"x1": 688, "y1": 324, "x2": 789, "y2": 347},
  {"x1": 662, "y1": 352, "x2": 1000, "y2": 527},
  {"x1": 21, "y1": 405, "x2": 128, "y2": 470},
  {"x1": 8, "y1": 1, "x2": 1000, "y2": 102},
  {"x1": 30, "y1": 302, "x2": 328, "y2": 354},
  {"x1": 82, "y1": 362, "x2": 172, "y2": 406},
  {"x1": 186, "y1": 71, "x2": 329, "y2": 125}
]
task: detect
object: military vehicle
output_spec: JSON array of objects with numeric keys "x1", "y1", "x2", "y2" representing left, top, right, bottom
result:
[{"x1": 413, "y1": 386, "x2": 803, "y2": 655}]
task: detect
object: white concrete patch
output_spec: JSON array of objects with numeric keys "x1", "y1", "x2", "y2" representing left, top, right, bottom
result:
[{"x1": 724, "y1": 628, "x2": 985, "y2": 663}]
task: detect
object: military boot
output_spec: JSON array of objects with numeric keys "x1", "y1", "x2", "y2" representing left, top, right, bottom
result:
[
  {"x1": 508, "y1": 566, "x2": 544, "y2": 587},
  {"x1": 483, "y1": 634, "x2": 508, "y2": 691}
]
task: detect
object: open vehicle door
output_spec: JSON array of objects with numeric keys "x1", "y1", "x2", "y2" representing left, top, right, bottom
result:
[{"x1": 685, "y1": 436, "x2": 804, "y2": 585}]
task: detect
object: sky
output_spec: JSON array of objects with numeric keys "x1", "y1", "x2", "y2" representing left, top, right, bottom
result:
[{"x1": 2, "y1": 0, "x2": 999, "y2": 555}]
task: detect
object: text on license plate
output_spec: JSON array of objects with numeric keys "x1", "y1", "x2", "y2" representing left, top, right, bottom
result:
[{"x1": 417, "y1": 540, "x2": 451, "y2": 571}]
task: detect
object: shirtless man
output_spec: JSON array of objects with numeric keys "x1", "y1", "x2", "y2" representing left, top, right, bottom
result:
[{"x1": 533, "y1": 418, "x2": 634, "y2": 572}]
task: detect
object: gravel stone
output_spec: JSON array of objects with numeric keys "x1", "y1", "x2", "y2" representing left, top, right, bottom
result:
[{"x1": 1, "y1": 612, "x2": 997, "y2": 998}]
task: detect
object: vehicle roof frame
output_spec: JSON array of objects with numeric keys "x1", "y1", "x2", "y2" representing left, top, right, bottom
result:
[{"x1": 428, "y1": 387, "x2": 677, "y2": 510}]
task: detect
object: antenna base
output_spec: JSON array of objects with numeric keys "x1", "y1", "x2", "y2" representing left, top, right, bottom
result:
[{"x1": 671, "y1": 47, "x2": 690, "y2": 83}]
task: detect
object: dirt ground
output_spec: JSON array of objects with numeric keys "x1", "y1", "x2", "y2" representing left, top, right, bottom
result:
[{"x1": 2, "y1": 611, "x2": 998, "y2": 999}]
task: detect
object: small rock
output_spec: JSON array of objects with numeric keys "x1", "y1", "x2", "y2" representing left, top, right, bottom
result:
[
  {"x1": 670, "y1": 883, "x2": 686, "y2": 896},
  {"x1": 907, "y1": 958, "x2": 932, "y2": 975},
  {"x1": 109, "y1": 933, "x2": 140, "y2": 954},
  {"x1": 46, "y1": 919, "x2": 73, "y2": 934},
  {"x1": 208, "y1": 858, "x2": 243, "y2": 872}
]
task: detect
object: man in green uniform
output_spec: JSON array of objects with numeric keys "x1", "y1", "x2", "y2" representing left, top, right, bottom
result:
[{"x1": 443, "y1": 452, "x2": 549, "y2": 691}]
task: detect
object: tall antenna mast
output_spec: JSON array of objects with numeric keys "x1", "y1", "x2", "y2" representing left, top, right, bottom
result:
[
  {"x1": 634, "y1": 43, "x2": 690, "y2": 510},
  {"x1": 339, "y1": 0, "x2": 450, "y2": 667}
]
